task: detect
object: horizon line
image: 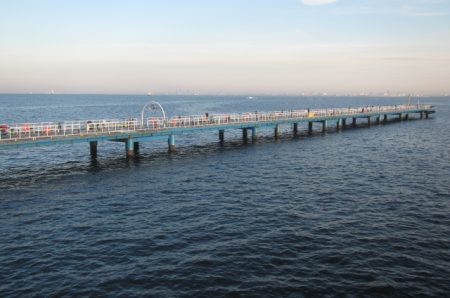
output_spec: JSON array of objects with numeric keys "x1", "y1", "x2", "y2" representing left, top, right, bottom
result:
[{"x1": 0, "y1": 92, "x2": 449, "y2": 98}]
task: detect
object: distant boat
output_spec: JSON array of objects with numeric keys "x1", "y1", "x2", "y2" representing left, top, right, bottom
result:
[
  {"x1": 247, "y1": 96, "x2": 254, "y2": 100},
  {"x1": 50, "y1": 90, "x2": 55, "y2": 95}
]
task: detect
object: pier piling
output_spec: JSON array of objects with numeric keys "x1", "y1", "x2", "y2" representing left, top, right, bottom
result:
[
  {"x1": 352, "y1": 118, "x2": 357, "y2": 127},
  {"x1": 293, "y1": 123, "x2": 298, "y2": 135},
  {"x1": 90, "y1": 141, "x2": 97, "y2": 157},
  {"x1": 275, "y1": 124, "x2": 280, "y2": 139},
  {"x1": 251, "y1": 127, "x2": 257, "y2": 141},
  {"x1": 322, "y1": 121, "x2": 327, "y2": 133},
  {"x1": 308, "y1": 122, "x2": 313, "y2": 135},
  {"x1": 168, "y1": 135, "x2": 175, "y2": 152},
  {"x1": 126, "y1": 138, "x2": 134, "y2": 157},
  {"x1": 219, "y1": 129, "x2": 224, "y2": 142},
  {"x1": 242, "y1": 128, "x2": 248, "y2": 140}
]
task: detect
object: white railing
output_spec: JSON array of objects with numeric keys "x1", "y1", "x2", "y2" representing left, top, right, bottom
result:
[{"x1": 0, "y1": 104, "x2": 433, "y2": 141}]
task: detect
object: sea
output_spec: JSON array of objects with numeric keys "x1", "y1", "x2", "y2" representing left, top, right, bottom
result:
[{"x1": 0, "y1": 94, "x2": 449, "y2": 297}]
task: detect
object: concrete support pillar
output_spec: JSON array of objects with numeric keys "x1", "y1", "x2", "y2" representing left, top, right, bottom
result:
[
  {"x1": 352, "y1": 118, "x2": 357, "y2": 127},
  {"x1": 126, "y1": 138, "x2": 134, "y2": 157},
  {"x1": 342, "y1": 118, "x2": 346, "y2": 127},
  {"x1": 274, "y1": 124, "x2": 281, "y2": 139},
  {"x1": 336, "y1": 119, "x2": 340, "y2": 130},
  {"x1": 242, "y1": 128, "x2": 248, "y2": 140},
  {"x1": 251, "y1": 127, "x2": 257, "y2": 141},
  {"x1": 420, "y1": 112, "x2": 423, "y2": 119},
  {"x1": 168, "y1": 134, "x2": 175, "y2": 153},
  {"x1": 399, "y1": 114, "x2": 403, "y2": 121},
  {"x1": 308, "y1": 122, "x2": 313, "y2": 135},
  {"x1": 90, "y1": 141, "x2": 97, "y2": 157},
  {"x1": 219, "y1": 129, "x2": 224, "y2": 142},
  {"x1": 322, "y1": 121, "x2": 327, "y2": 133},
  {"x1": 293, "y1": 123, "x2": 298, "y2": 135},
  {"x1": 133, "y1": 142, "x2": 140, "y2": 155},
  {"x1": 367, "y1": 117, "x2": 371, "y2": 127},
  {"x1": 384, "y1": 114, "x2": 388, "y2": 122},
  {"x1": 425, "y1": 112, "x2": 429, "y2": 119},
  {"x1": 376, "y1": 117, "x2": 380, "y2": 125},
  {"x1": 405, "y1": 114, "x2": 409, "y2": 120}
]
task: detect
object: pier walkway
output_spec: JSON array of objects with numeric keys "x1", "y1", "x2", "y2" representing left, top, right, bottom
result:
[{"x1": 0, "y1": 103, "x2": 435, "y2": 157}]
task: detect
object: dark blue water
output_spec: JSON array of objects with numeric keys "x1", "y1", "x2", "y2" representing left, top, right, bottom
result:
[{"x1": 0, "y1": 95, "x2": 449, "y2": 297}]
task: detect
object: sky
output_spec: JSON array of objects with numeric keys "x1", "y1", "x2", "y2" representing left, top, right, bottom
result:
[{"x1": 0, "y1": 0, "x2": 449, "y2": 95}]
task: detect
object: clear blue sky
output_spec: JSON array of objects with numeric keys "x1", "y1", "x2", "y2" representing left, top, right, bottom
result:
[{"x1": 1, "y1": 0, "x2": 449, "y2": 94}]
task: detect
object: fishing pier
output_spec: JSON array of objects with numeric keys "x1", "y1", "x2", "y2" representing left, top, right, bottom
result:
[{"x1": 0, "y1": 103, "x2": 435, "y2": 157}]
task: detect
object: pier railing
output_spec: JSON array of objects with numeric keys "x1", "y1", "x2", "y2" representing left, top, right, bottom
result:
[{"x1": 0, "y1": 104, "x2": 432, "y2": 141}]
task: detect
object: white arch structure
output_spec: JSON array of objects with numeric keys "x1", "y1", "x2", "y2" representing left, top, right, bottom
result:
[{"x1": 141, "y1": 101, "x2": 166, "y2": 127}]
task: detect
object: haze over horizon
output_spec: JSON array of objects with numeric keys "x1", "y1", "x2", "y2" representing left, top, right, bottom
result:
[{"x1": 1, "y1": 0, "x2": 449, "y2": 95}]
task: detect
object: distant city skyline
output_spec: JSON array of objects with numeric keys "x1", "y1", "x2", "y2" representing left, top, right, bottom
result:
[{"x1": 1, "y1": 0, "x2": 449, "y2": 95}]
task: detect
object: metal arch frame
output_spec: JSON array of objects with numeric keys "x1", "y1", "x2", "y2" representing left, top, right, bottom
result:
[{"x1": 141, "y1": 101, "x2": 166, "y2": 126}]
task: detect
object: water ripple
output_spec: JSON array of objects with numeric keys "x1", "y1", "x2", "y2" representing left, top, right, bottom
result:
[{"x1": 0, "y1": 95, "x2": 449, "y2": 297}]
